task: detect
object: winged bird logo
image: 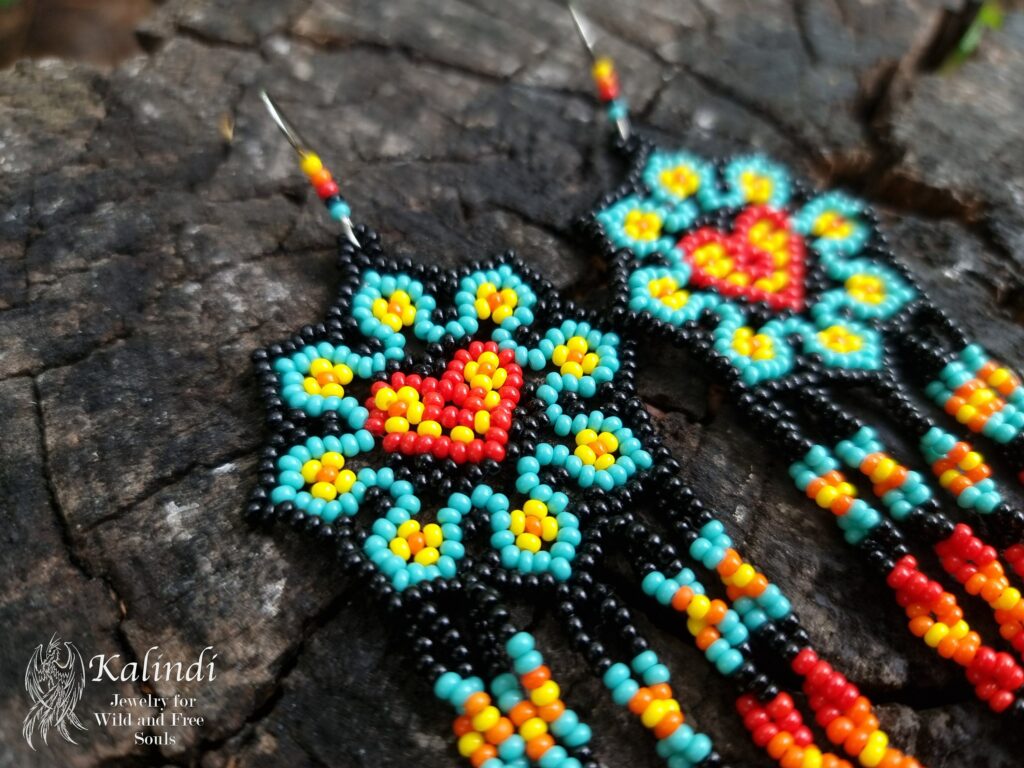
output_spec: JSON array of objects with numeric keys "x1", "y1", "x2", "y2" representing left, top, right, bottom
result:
[{"x1": 23, "y1": 634, "x2": 88, "y2": 749}]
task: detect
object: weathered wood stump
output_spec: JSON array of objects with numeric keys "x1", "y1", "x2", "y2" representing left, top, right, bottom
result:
[{"x1": 2, "y1": 1, "x2": 1024, "y2": 765}]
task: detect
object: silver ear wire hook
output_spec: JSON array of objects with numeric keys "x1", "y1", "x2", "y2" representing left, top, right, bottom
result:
[
  {"x1": 566, "y1": 3, "x2": 632, "y2": 142},
  {"x1": 260, "y1": 89, "x2": 361, "y2": 248}
]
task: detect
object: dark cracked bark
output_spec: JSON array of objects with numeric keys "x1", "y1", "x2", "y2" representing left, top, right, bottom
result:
[{"x1": 1, "y1": 1, "x2": 1023, "y2": 766}]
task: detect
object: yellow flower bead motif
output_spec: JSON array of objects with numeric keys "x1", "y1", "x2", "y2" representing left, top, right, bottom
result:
[
  {"x1": 846, "y1": 274, "x2": 885, "y2": 305},
  {"x1": 458, "y1": 732, "x2": 485, "y2": 758},
  {"x1": 648, "y1": 276, "x2": 690, "y2": 309},
  {"x1": 818, "y1": 325, "x2": 863, "y2": 354},
  {"x1": 475, "y1": 282, "x2": 519, "y2": 323},
  {"x1": 659, "y1": 165, "x2": 701, "y2": 198},
  {"x1": 303, "y1": 358, "x2": 354, "y2": 396},
  {"x1": 371, "y1": 289, "x2": 417, "y2": 332},
  {"x1": 740, "y1": 171, "x2": 773, "y2": 204},
  {"x1": 748, "y1": 219, "x2": 789, "y2": 257},
  {"x1": 530, "y1": 681, "x2": 560, "y2": 707},
  {"x1": 623, "y1": 209, "x2": 663, "y2": 242},
  {"x1": 811, "y1": 210, "x2": 854, "y2": 240},
  {"x1": 731, "y1": 327, "x2": 774, "y2": 361}
]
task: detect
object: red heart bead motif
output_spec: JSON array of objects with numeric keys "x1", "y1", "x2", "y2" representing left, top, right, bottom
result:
[
  {"x1": 678, "y1": 205, "x2": 806, "y2": 312},
  {"x1": 364, "y1": 340, "x2": 522, "y2": 464}
]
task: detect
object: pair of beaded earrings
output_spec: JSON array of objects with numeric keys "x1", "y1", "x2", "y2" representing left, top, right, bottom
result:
[{"x1": 247, "y1": 7, "x2": 1024, "y2": 768}]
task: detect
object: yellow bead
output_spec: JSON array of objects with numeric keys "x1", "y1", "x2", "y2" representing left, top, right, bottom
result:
[
  {"x1": 492, "y1": 305, "x2": 513, "y2": 324},
  {"x1": 321, "y1": 451, "x2": 344, "y2": 469},
  {"x1": 582, "y1": 353, "x2": 600, "y2": 374},
  {"x1": 472, "y1": 705, "x2": 501, "y2": 733},
  {"x1": 397, "y1": 386, "x2": 419, "y2": 403},
  {"x1": 374, "y1": 388, "x2": 397, "y2": 411},
  {"x1": 551, "y1": 347, "x2": 568, "y2": 366},
  {"x1": 458, "y1": 732, "x2": 484, "y2": 757},
  {"x1": 334, "y1": 469, "x2": 356, "y2": 494},
  {"x1": 407, "y1": 400, "x2": 425, "y2": 424},
  {"x1": 594, "y1": 454, "x2": 615, "y2": 471},
  {"x1": 475, "y1": 298, "x2": 491, "y2": 319},
  {"x1": 815, "y1": 486, "x2": 839, "y2": 509},
  {"x1": 463, "y1": 361, "x2": 479, "y2": 381},
  {"x1": 567, "y1": 336, "x2": 588, "y2": 354},
  {"x1": 300, "y1": 152, "x2": 323, "y2": 176},
  {"x1": 731, "y1": 564, "x2": 755, "y2": 588},
  {"x1": 956, "y1": 404, "x2": 977, "y2": 424},
  {"x1": 414, "y1": 547, "x2": 439, "y2": 566},
  {"x1": 302, "y1": 377, "x2": 320, "y2": 394},
  {"x1": 499, "y1": 288, "x2": 518, "y2": 307},
  {"x1": 949, "y1": 620, "x2": 970, "y2": 640},
  {"x1": 858, "y1": 732, "x2": 888, "y2": 767},
  {"x1": 417, "y1": 420, "x2": 442, "y2": 437},
  {"x1": 321, "y1": 383, "x2": 344, "y2": 398},
  {"x1": 519, "y1": 717, "x2": 547, "y2": 741},
  {"x1": 490, "y1": 369, "x2": 507, "y2": 390},
  {"x1": 541, "y1": 517, "x2": 559, "y2": 542},
  {"x1": 372, "y1": 297, "x2": 389, "y2": 319},
  {"x1": 479, "y1": 351, "x2": 499, "y2": 368},
  {"x1": 574, "y1": 445, "x2": 597, "y2": 465},
  {"x1": 516, "y1": 532, "x2": 542, "y2": 553},
  {"x1": 309, "y1": 357, "x2": 333, "y2": 375},
  {"x1": 471, "y1": 374, "x2": 493, "y2": 393},
  {"x1": 961, "y1": 451, "x2": 983, "y2": 471},
  {"x1": 687, "y1": 594, "x2": 711, "y2": 620},
  {"x1": 301, "y1": 460, "x2": 322, "y2": 483},
  {"x1": 530, "y1": 681, "x2": 560, "y2": 707},
  {"x1": 483, "y1": 389, "x2": 502, "y2": 409},
  {"x1": 510, "y1": 510, "x2": 526, "y2": 535},
  {"x1": 334, "y1": 364, "x2": 354, "y2": 384},
  {"x1": 938, "y1": 469, "x2": 961, "y2": 488},
  {"x1": 598, "y1": 432, "x2": 618, "y2": 453},
  {"x1": 401, "y1": 305, "x2": 417, "y2": 326},
  {"x1": 801, "y1": 746, "x2": 823, "y2": 768},
  {"x1": 687, "y1": 617, "x2": 706, "y2": 637},
  {"x1": 382, "y1": 314, "x2": 403, "y2": 332},
  {"x1": 561, "y1": 362, "x2": 584, "y2": 378},
  {"x1": 311, "y1": 481, "x2": 337, "y2": 501},
  {"x1": 477, "y1": 282, "x2": 497, "y2": 297},
  {"x1": 641, "y1": 699, "x2": 669, "y2": 728},
  {"x1": 524, "y1": 500, "x2": 548, "y2": 518},
  {"x1": 385, "y1": 416, "x2": 410, "y2": 433},
  {"x1": 423, "y1": 523, "x2": 443, "y2": 548},
  {"x1": 924, "y1": 622, "x2": 950, "y2": 648},
  {"x1": 389, "y1": 537, "x2": 411, "y2": 561},
  {"x1": 451, "y1": 425, "x2": 474, "y2": 444},
  {"x1": 397, "y1": 520, "x2": 420, "y2": 538},
  {"x1": 994, "y1": 587, "x2": 1021, "y2": 611}
]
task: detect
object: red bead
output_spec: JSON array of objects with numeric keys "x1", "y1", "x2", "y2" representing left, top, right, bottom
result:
[
  {"x1": 990, "y1": 690, "x2": 1014, "y2": 713},
  {"x1": 315, "y1": 180, "x2": 340, "y2": 199},
  {"x1": 752, "y1": 723, "x2": 779, "y2": 747},
  {"x1": 792, "y1": 649, "x2": 818, "y2": 675},
  {"x1": 735, "y1": 695, "x2": 759, "y2": 716},
  {"x1": 766, "y1": 694, "x2": 793, "y2": 719}
]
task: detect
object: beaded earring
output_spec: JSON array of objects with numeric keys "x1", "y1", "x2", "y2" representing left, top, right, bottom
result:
[
  {"x1": 249, "y1": 91, "x2": 929, "y2": 768},
  {"x1": 568, "y1": 4, "x2": 1024, "y2": 721}
]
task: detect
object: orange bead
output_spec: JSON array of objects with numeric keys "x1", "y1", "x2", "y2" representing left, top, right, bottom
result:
[
  {"x1": 471, "y1": 745, "x2": 498, "y2": 767},
  {"x1": 525, "y1": 734, "x2": 554, "y2": 761},
  {"x1": 953, "y1": 633, "x2": 981, "y2": 666},
  {"x1": 937, "y1": 634, "x2": 961, "y2": 658},
  {"x1": 463, "y1": 692, "x2": 490, "y2": 717},
  {"x1": 877, "y1": 749, "x2": 903, "y2": 768},
  {"x1": 948, "y1": 475, "x2": 972, "y2": 495},
  {"x1": 654, "y1": 710, "x2": 684, "y2": 739},
  {"x1": 781, "y1": 746, "x2": 806, "y2": 768},
  {"x1": 648, "y1": 684, "x2": 673, "y2": 700},
  {"x1": 316, "y1": 465, "x2": 339, "y2": 483},
  {"x1": 831, "y1": 495, "x2": 854, "y2": 516},
  {"x1": 823, "y1": 470, "x2": 844, "y2": 485},
  {"x1": 406, "y1": 531, "x2": 426, "y2": 554},
  {"x1": 316, "y1": 370, "x2": 338, "y2": 386},
  {"x1": 767, "y1": 731, "x2": 794, "y2": 760},
  {"x1": 826, "y1": 716, "x2": 854, "y2": 744},
  {"x1": 484, "y1": 717, "x2": 514, "y2": 745},
  {"x1": 705, "y1": 600, "x2": 728, "y2": 625},
  {"x1": 538, "y1": 700, "x2": 565, "y2": 723},
  {"x1": 453, "y1": 715, "x2": 474, "y2": 736},
  {"x1": 746, "y1": 574, "x2": 769, "y2": 597},
  {"x1": 821, "y1": 755, "x2": 841, "y2": 768},
  {"x1": 982, "y1": 581, "x2": 1005, "y2": 602},
  {"x1": 671, "y1": 586, "x2": 694, "y2": 612},
  {"x1": 717, "y1": 549, "x2": 742, "y2": 576},
  {"x1": 629, "y1": 688, "x2": 654, "y2": 715},
  {"x1": 806, "y1": 478, "x2": 827, "y2": 497},
  {"x1": 908, "y1": 616, "x2": 933, "y2": 637},
  {"x1": 509, "y1": 701, "x2": 536, "y2": 726},
  {"x1": 520, "y1": 665, "x2": 550, "y2": 691},
  {"x1": 843, "y1": 726, "x2": 870, "y2": 756},
  {"x1": 524, "y1": 516, "x2": 542, "y2": 536},
  {"x1": 965, "y1": 573, "x2": 987, "y2": 595},
  {"x1": 967, "y1": 464, "x2": 992, "y2": 482},
  {"x1": 860, "y1": 453, "x2": 882, "y2": 473},
  {"x1": 845, "y1": 697, "x2": 871, "y2": 724},
  {"x1": 949, "y1": 442, "x2": 970, "y2": 461},
  {"x1": 695, "y1": 627, "x2": 721, "y2": 651}
]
